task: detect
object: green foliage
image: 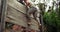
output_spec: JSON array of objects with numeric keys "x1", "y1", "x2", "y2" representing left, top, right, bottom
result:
[
  {"x1": 38, "y1": 3, "x2": 45, "y2": 15},
  {"x1": 43, "y1": 10, "x2": 60, "y2": 32},
  {"x1": 44, "y1": 11, "x2": 57, "y2": 26}
]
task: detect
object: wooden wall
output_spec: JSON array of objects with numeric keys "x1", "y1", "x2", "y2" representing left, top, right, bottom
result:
[{"x1": 5, "y1": 0, "x2": 40, "y2": 31}]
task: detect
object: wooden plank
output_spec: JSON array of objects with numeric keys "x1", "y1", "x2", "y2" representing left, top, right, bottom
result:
[
  {"x1": 7, "y1": 0, "x2": 27, "y2": 14},
  {"x1": 29, "y1": 18, "x2": 40, "y2": 31},
  {"x1": 5, "y1": 0, "x2": 40, "y2": 30},
  {"x1": 5, "y1": 5, "x2": 28, "y2": 27}
]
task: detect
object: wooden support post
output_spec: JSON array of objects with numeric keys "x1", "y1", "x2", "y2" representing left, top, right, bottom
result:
[
  {"x1": 40, "y1": 15, "x2": 44, "y2": 32},
  {"x1": 0, "y1": 0, "x2": 7, "y2": 32}
]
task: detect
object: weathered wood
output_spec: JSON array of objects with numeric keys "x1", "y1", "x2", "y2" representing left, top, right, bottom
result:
[
  {"x1": 0, "y1": 0, "x2": 7, "y2": 32},
  {"x1": 7, "y1": 0, "x2": 27, "y2": 14},
  {"x1": 5, "y1": 0, "x2": 40, "y2": 31},
  {"x1": 5, "y1": 5, "x2": 28, "y2": 27},
  {"x1": 29, "y1": 18, "x2": 39, "y2": 31}
]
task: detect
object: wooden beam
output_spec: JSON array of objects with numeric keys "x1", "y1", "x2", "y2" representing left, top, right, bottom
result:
[
  {"x1": 0, "y1": 0, "x2": 7, "y2": 32},
  {"x1": 7, "y1": 0, "x2": 27, "y2": 14},
  {"x1": 5, "y1": 5, "x2": 28, "y2": 27}
]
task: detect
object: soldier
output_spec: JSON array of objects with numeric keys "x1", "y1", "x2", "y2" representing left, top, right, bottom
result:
[{"x1": 26, "y1": 3, "x2": 38, "y2": 21}]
